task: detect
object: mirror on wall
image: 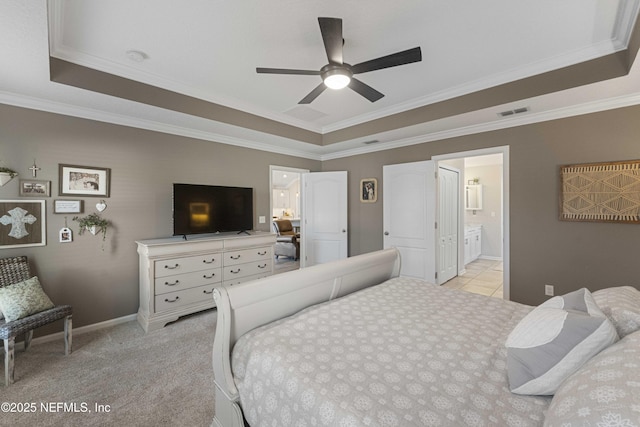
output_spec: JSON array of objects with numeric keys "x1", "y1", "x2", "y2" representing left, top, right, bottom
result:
[{"x1": 465, "y1": 184, "x2": 483, "y2": 210}]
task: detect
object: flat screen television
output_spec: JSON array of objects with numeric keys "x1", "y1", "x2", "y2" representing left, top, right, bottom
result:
[{"x1": 173, "y1": 183, "x2": 253, "y2": 236}]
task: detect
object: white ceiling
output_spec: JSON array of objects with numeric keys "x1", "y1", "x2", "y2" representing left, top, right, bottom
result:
[{"x1": 2, "y1": 0, "x2": 640, "y2": 160}]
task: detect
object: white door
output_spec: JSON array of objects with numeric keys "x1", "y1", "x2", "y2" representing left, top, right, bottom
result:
[
  {"x1": 301, "y1": 171, "x2": 348, "y2": 267},
  {"x1": 383, "y1": 161, "x2": 436, "y2": 282},
  {"x1": 437, "y1": 166, "x2": 459, "y2": 284}
]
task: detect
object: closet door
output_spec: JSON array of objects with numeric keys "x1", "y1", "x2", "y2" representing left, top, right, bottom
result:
[{"x1": 437, "y1": 166, "x2": 459, "y2": 284}]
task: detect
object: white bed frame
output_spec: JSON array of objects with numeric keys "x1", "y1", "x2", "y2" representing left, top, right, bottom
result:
[{"x1": 211, "y1": 248, "x2": 402, "y2": 427}]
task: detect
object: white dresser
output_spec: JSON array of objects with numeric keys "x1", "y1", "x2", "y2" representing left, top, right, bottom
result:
[{"x1": 136, "y1": 232, "x2": 276, "y2": 332}]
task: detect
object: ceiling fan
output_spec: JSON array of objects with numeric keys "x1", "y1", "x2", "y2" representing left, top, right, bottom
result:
[{"x1": 256, "y1": 17, "x2": 422, "y2": 104}]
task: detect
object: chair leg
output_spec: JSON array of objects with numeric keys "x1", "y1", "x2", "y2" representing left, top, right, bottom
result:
[
  {"x1": 64, "y1": 315, "x2": 72, "y2": 355},
  {"x1": 4, "y1": 338, "x2": 15, "y2": 386},
  {"x1": 24, "y1": 330, "x2": 33, "y2": 351}
]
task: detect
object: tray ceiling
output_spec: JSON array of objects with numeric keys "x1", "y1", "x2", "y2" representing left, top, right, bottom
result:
[{"x1": 1, "y1": 1, "x2": 640, "y2": 159}]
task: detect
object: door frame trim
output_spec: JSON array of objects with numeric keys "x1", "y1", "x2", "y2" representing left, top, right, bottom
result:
[{"x1": 433, "y1": 146, "x2": 510, "y2": 300}]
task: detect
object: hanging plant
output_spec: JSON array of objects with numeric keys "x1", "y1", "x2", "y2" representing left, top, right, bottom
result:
[{"x1": 73, "y1": 213, "x2": 110, "y2": 242}]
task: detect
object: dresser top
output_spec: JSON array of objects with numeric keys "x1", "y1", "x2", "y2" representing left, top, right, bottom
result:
[{"x1": 136, "y1": 231, "x2": 274, "y2": 246}]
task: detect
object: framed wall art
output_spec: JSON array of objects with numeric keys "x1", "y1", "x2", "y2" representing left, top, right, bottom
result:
[
  {"x1": 0, "y1": 199, "x2": 46, "y2": 248},
  {"x1": 59, "y1": 164, "x2": 111, "y2": 197},
  {"x1": 19, "y1": 179, "x2": 50, "y2": 197},
  {"x1": 360, "y1": 178, "x2": 378, "y2": 203},
  {"x1": 560, "y1": 159, "x2": 640, "y2": 223},
  {"x1": 54, "y1": 199, "x2": 84, "y2": 214}
]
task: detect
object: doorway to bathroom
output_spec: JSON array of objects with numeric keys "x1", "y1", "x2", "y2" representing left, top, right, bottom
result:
[{"x1": 435, "y1": 146, "x2": 508, "y2": 299}]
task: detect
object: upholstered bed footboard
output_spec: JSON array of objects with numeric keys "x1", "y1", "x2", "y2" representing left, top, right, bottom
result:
[{"x1": 211, "y1": 248, "x2": 401, "y2": 427}]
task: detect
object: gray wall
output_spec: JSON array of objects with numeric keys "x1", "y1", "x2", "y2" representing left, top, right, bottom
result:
[
  {"x1": 1, "y1": 102, "x2": 639, "y2": 333},
  {"x1": 323, "y1": 105, "x2": 640, "y2": 306},
  {"x1": 0, "y1": 104, "x2": 320, "y2": 332}
]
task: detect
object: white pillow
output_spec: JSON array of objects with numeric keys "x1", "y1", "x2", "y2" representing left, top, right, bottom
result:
[
  {"x1": 593, "y1": 286, "x2": 640, "y2": 338},
  {"x1": 544, "y1": 330, "x2": 640, "y2": 426},
  {"x1": 506, "y1": 288, "x2": 618, "y2": 395}
]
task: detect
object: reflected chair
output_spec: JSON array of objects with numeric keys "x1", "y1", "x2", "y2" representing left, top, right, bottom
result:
[
  {"x1": 0, "y1": 256, "x2": 72, "y2": 386},
  {"x1": 272, "y1": 219, "x2": 300, "y2": 260}
]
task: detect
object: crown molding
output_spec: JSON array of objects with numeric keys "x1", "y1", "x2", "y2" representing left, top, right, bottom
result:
[
  {"x1": 318, "y1": 90, "x2": 640, "y2": 161},
  {"x1": 2, "y1": 85, "x2": 640, "y2": 163},
  {"x1": 0, "y1": 91, "x2": 322, "y2": 161}
]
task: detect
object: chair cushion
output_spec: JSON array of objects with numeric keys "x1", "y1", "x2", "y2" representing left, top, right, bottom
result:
[
  {"x1": 505, "y1": 288, "x2": 618, "y2": 395},
  {"x1": 275, "y1": 220, "x2": 294, "y2": 234},
  {"x1": 0, "y1": 276, "x2": 55, "y2": 322}
]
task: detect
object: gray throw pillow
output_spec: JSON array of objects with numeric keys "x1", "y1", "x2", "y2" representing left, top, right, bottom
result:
[{"x1": 506, "y1": 288, "x2": 618, "y2": 395}]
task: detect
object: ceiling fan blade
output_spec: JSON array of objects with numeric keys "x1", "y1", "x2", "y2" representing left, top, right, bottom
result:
[
  {"x1": 256, "y1": 67, "x2": 320, "y2": 75},
  {"x1": 318, "y1": 17, "x2": 343, "y2": 65},
  {"x1": 348, "y1": 78, "x2": 384, "y2": 102},
  {"x1": 351, "y1": 46, "x2": 422, "y2": 75},
  {"x1": 299, "y1": 82, "x2": 327, "y2": 104}
]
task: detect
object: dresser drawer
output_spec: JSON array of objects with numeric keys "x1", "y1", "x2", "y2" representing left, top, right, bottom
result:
[
  {"x1": 154, "y1": 254, "x2": 222, "y2": 278},
  {"x1": 223, "y1": 272, "x2": 272, "y2": 287},
  {"x1": 154, "y1": 267, "x2": 222, "y2": 295},
  {"x1": 223, "y1": 258, "x2": 272, "y2": 281},
  {"x1": 154, "y1": 284, "x2": 218, "y2": 313},
  {"x1": 224, "y1": 246, "x2": 272, "y2": 266}
]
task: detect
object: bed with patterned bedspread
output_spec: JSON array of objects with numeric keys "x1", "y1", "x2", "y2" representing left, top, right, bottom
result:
[
  {"x1": 211, "y1": 249, "x2": 640, "y2": 427},
  {"x1": 231, "y1": 277, "x2": 550, "y2": 426}
]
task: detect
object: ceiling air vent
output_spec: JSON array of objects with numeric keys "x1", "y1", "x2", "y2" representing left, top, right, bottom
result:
[{"x1": 497, "y1": 106, "x2": 529, "y2": 118}]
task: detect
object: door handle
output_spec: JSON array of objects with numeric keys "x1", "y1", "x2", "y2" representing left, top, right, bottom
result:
[
  {"x1": 384, "y1": 231, "x2": 389, "y2": 235},
  {"x1": 342, "y1": 229, "x2": 346, "y2": 233}
]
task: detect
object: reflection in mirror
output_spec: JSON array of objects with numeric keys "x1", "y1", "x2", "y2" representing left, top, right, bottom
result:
[{"x1": 465, "y1": 184, "x2": 483, "y2": 210}]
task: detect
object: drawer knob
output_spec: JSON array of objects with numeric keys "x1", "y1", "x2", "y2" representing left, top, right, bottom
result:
[
  {"x1": 203, "y1": 273, "x2": 216, "y2": 279},
  {"x1": 164, "y1": 280, "x2": 180, "y2": 286},
  {"x1": 258, "y1": 264, "x2": 267, "y2": 269},
  {"x1": 202, "y1": 258, "x2": 216, "y2": 264},
  {"x1": 230, "y1": 268, "x2": 241, "y2": 274},
  {"x1": 230, "y1": 255, "x2": 241, "y2": 260},
  {"x1": 203, "y1": 289, "x2": 214, "y2": 295},
  {"x1": 164, "y1": 296, "x2": 180, "y2": 303},
  {"x1": 164, "y1": 264, "x2": 179, "y2": 270}
]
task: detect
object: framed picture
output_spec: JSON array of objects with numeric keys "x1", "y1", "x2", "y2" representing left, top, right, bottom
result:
[
  {"x1": 59, "y1": 227, "x2": 73, "y2": 243},
  {"x1": 59, "y1": 164, "x2": 111, "y2": 197},
  {"x1": 0, "y1": 200, "x2": 46, "y2": 248},
  {"x1": 54, "y1": 199, "x2": 84, "y2": 214},
  {"x1": 360, "y1": 178, "x2": 378, "y2": 203},
  {"x1": 560, "y1": 159, "x2": 640, "y2": 223},
  {"x1": 19, "y1": 179, "x2": 50, "y2": 197}
]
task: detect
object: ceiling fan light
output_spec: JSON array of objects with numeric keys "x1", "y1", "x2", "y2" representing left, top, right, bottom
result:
[{"x1": 323, "y1": 68, "x2": 352, "y2": 90}]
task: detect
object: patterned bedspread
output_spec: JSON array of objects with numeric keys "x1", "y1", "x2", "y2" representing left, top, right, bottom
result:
[{"x1": 232, "y1": 277, "x2": 551, "y2": 426}]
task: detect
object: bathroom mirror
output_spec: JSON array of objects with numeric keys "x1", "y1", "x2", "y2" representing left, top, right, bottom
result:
[{"x1": 465, "y1": 184, "x2": 483, "y2": 210}]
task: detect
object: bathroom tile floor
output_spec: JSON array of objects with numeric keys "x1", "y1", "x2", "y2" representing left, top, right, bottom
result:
[{"x1": 442, "y1": 258, "x2": 503, "y2": 299}]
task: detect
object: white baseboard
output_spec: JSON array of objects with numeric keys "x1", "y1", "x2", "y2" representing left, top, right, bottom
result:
[{"x1": 4, "y1": 313, "x2": 138, "y2": 352}]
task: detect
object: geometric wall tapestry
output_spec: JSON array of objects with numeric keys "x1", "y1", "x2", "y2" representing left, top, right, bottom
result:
[{"x1": 560, "y1": 160, "x2": 640, "y2": 223}]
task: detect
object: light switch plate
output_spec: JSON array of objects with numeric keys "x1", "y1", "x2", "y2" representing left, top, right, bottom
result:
[{"x1": 258, "y1": 216, "x2": 266, "y2": 224}]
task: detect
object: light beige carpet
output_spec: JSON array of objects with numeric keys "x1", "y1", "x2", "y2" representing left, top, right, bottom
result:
[{"x1": 0, "y1": 309, "x2": 217, "y2": 426}]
